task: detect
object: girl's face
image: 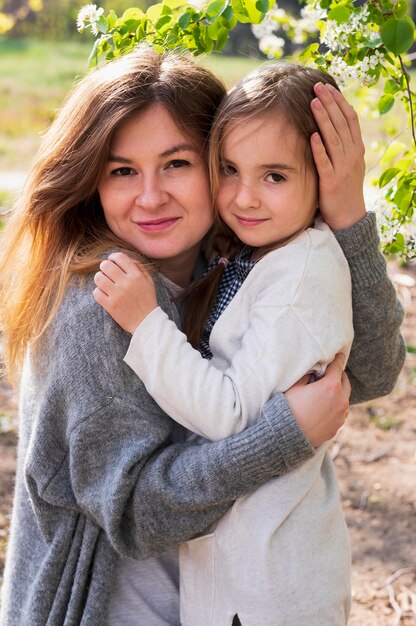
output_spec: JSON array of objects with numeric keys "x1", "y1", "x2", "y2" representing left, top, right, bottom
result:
[
  {"x1": 98, "y1": 104, "x2": 213, "y2": 281},
  {"x1": 216, "y1": 112, "x2": 318, "y2": 249}
]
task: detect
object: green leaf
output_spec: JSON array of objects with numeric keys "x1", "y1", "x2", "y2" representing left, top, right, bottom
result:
[
  {"x1": 179, "y1": 10, "x2": 193, "y2": 29},
  {"x1": 204, "y1": 0, "x2": 229, "y2": 24},
  {"x1": 378, "y1": 94, "x2": 395, "y2": 114},
  {"x1": 222, "y1": 5, "x2": 234, "y2": 20},
  {"x1": 107, "y1": 10, "x2": 118, "y2": 30},
  {"x1": 120, "y1": 8, "x2": 144, "y2": 22},
  {"x1": 327, "y1": 6, "x2": 350, "y2": 24},
  {"x1": 299, "y1": 42, "x2": 319, "y2": 61},
  {"x1": 155, "y1": 15, "x2": 172, "y2": 31},
  {"x1": 393, "y1": 0, "x2": 408, "y2": 18},
  {"x1": 231, "y1": 0, "x2": 250, "y2": 23},
  {"x1": 406, "y1": 343, "x2": 416, "y2": 354},
  {"x1": 381, "y1": 141, "x2": 407, "y2": 164},
  {"x1": 207, "y1": 20, "x2": 220, "y2": 39},
  {"x1": 216, "y1": 25, "x2": 229, "y2": 49},
  {"x1": 379, "y1": 167, "x2": 401, "y2": 187},
  {"x1": 381, "y1": 17, "x2": 415, "y2": 55},
  {"x1": 97, "y1": 15, "x2": 108, "y2": 34},
  {"x1": 384, "y1": 78, "x2": 400, "y2": 94},
  {"x1": 256, "y1": 0, "x2": 270, "y2": 13},
  {"x1": 87, "y1": 37, "x2": 102, "y2": 67}
]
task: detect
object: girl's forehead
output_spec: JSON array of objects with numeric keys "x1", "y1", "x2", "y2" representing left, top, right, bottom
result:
[{"x1": 222, "y1": 112, "x2": 301, "y2": 153}]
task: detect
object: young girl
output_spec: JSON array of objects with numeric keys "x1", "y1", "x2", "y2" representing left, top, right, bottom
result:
[{"x1": 95, "y1": 65, "x2": 358, "y2": 625}]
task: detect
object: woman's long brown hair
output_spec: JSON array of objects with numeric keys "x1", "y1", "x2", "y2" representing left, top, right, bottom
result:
[{"x1": 0, "y1": 46, "x2": 226, "y2": 382}]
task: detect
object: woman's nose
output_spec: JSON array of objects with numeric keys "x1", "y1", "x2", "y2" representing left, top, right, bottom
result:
[{"x1": 135, "y1": 176, "x2": 168, "y2": 211}]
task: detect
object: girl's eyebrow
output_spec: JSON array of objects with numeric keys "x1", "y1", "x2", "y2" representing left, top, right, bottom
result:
[
  {"x1": 261, "y1": 162, "x2": 298, "y2": 172},
  {"x1": 108, "y1": 143, "x2": 197, "y2": 163},
  {"x1": 222, "y1": 157, "x2": 297, "y2": 172}
]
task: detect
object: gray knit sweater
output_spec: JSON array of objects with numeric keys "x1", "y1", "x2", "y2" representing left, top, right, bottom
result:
[{"x1": 0, "y1": 213, "x2": 405, "y2": 625}]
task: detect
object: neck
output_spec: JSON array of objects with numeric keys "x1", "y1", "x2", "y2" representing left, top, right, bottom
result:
[{"x1": 158, "y1": 246, "x2": 200, "y2": 288}]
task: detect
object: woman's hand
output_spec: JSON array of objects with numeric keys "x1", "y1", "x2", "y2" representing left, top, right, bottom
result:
[
  {"x1": 93, "y1": 252, "x2": 157, "y2": 334},
  {"x1": 310, "y1": 82, "x2": 366, "y2": 230},
  {"x1": 285, "y1": 353, "x2": 351, "y2": 448}
]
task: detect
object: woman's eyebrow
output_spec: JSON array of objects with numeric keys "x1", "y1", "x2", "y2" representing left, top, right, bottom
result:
[
  {"x1": 107, "y1": 154, "x2": 133, "y2": 164},
  {"x1": 160, "y1": 143, "x2": 197, "y2": 157}
]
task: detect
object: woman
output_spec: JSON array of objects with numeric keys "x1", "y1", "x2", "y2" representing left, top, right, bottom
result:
[{"x1": 0, "y1": 47, "x2": 404, "y2": 626}]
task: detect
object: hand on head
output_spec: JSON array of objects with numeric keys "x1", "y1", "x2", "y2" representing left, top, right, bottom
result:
[
  {"x1": 285, "y1": 353, "x2": 351, "y2": 448},
  {"x1": 93, "y1": 252, "x2": 157, "y2": 334},
  {"x1": 310, "y1": 82, "x2": 366, "y2": 230}
]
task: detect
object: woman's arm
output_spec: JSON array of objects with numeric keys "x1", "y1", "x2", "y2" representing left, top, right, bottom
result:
[
  {"x1": 311, "y1": 83, "x2": 405, "y2": 402},
  {"x1": 26, "y1": 277, "x2": 314, "y2": 561},
  {"x1": 334, "y1": 213, "x2": 405, "y2": 403}
]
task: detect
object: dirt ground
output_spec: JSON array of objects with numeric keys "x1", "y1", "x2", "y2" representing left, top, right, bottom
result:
[{"x1": 0, "y1": 263, "x2": 415, "y2": 624}]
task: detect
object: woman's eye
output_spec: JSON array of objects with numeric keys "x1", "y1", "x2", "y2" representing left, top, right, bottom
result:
[
  {"x1": 220, "y1": 164, "x2": 237, "y2": 177},
  {"x1": 112, "y1": 167, "x2": 135, "y2": 177},
  {"x1": 266, "y1": 172, "x2": 285, "y2": 183},
  {"x1": 167, "y1": 159, "x2": 190, "y2": 169}
]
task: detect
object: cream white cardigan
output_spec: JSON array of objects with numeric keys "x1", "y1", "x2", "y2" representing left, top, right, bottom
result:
[{"x1": 125, "y1": 220, "x2": 354, "y2": 625}]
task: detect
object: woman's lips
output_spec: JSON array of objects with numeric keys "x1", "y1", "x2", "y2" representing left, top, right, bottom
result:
[
  {"x1": 236, "y1": 215, "x2": 267, "y2": 227},
  {"x1": 136, "y1": 217, "x2": 180, "y2": 232}
]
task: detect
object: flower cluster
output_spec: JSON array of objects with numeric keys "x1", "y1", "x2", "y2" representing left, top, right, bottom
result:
[
  {"x1": 76, "y1": 4, "x2": 104, "y2": 36},
  {"x1": 320, "y1": 5, "x2": 371, "y2": 51},
  {"x1": 252, "y1": 7, "x2": 287, "y2": 57}
]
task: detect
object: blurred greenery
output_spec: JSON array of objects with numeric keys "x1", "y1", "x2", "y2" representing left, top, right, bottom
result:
[{"x1": 0, "y1": 38, "x2": 261, "y2": 171}]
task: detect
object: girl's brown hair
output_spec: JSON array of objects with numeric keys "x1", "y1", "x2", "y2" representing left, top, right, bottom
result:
[
  {"x1": 184, "y1": 63, "x2": 340, "y2": 349},
  {"x1": 0, "y1": 46, "x2": 226, "y2": 380}
]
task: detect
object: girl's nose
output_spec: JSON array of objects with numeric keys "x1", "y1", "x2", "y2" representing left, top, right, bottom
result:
[
  {"x1": 135, "y1": 176, "x2": 168, "y2": 211},
  {"x1": 234, "y1": 181, "x2": 260, "y2": 210}
]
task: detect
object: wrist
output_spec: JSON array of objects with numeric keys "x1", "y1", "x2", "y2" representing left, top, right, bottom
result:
[{"x1": 324, "y1": 205, "x2": 366, "y2": 231}]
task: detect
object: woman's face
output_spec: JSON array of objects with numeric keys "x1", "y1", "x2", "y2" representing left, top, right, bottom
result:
[{"x1": 98, "y1": 104, "x2": 213, "y2": 280}]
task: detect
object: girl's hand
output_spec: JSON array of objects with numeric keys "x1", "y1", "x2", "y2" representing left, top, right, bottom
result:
[
  {"x1": 93, "y1": 252, "x2": 157, "y2": 334},
  {"x1": 310, "y1": 82, "x2": 366, "y2": 231},
  {"x1": 285, "y1": 353, "x2": 351, "y2": 448}
]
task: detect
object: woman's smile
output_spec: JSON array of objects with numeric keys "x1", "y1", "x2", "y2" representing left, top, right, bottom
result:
[{"x1": 98, "y1": 104, "x2": 214, "y2": 284}]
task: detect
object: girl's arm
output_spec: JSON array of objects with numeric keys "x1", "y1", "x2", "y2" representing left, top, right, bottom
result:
[
  {"x1": 311, "y1": 83, "x2": 406, "y2": 402},
  {"x1": 95, "y1": 234, "x2": 352, "y2": 441}
]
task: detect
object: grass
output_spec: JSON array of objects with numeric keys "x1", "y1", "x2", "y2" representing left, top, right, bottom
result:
[{"x1": 0, "y1": 38, "x2": 261, "y2": 172}]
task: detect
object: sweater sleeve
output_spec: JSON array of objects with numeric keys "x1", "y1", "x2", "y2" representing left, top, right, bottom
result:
[
  {"x1": 26, "y1": 277, "x2": 313, "y2": 560},
  {"x1": 334, "y1": 212, "x2": 406, "y2": 404}
]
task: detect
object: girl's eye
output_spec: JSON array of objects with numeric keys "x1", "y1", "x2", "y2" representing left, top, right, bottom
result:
[
  {"x1": 266, "y1": 172, "x2": 285, "y2": 184},
  {"x1": 167, "y1": 159, "x2": 191, "y2": 169},
  {"x1": 112, "y1": 167, "x2": 135, "y2": 177},
  {"x1": 220, "y1": 164, "x2": 237, "y2": 177}
]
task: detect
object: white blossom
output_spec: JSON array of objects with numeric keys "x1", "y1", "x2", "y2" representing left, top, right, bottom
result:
[
  {"x1": 77, "y1": 4, "x2": 104, "y2": 35},
  {"x1": 258, "y1": 34, "x2": 285, "y2": 59}
]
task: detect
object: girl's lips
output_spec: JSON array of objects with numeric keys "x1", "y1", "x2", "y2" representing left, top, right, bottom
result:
[
  {"x1": 136, "y1": 217, "x2": 180, "y2": 233},
  {"x1": 236, "y1": 215, "x2": 267, "y2": 227}
]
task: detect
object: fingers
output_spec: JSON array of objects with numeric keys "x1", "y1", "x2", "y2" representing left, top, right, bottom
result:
[
  {"x1": 310, "y1": 131, "x2": 334, "y2": 179},
  {"x1": 312, "y1": 89, "x2": 346, "y2": 166},
  {"x1": 98, "y1": 259, "x2": 127, "y2": 284},
  {"x1": 93, "y1": 271, "x2": 114, "y2": 297},
  {"x1": 325, "y1": 352, "x2": 346, "y2": 379},
  {"x1": 324, "y1": 84, "x2": 364, "y2": 150},
  {"x1": 341, "y1": 371, "x2": 352, "y2": 400},
  {"x1": 290, "y1": 374, "x2": 311, "y2": 389},
  {"x1": 107, "y1": 251, "x2": 136, "y2": 273}
]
